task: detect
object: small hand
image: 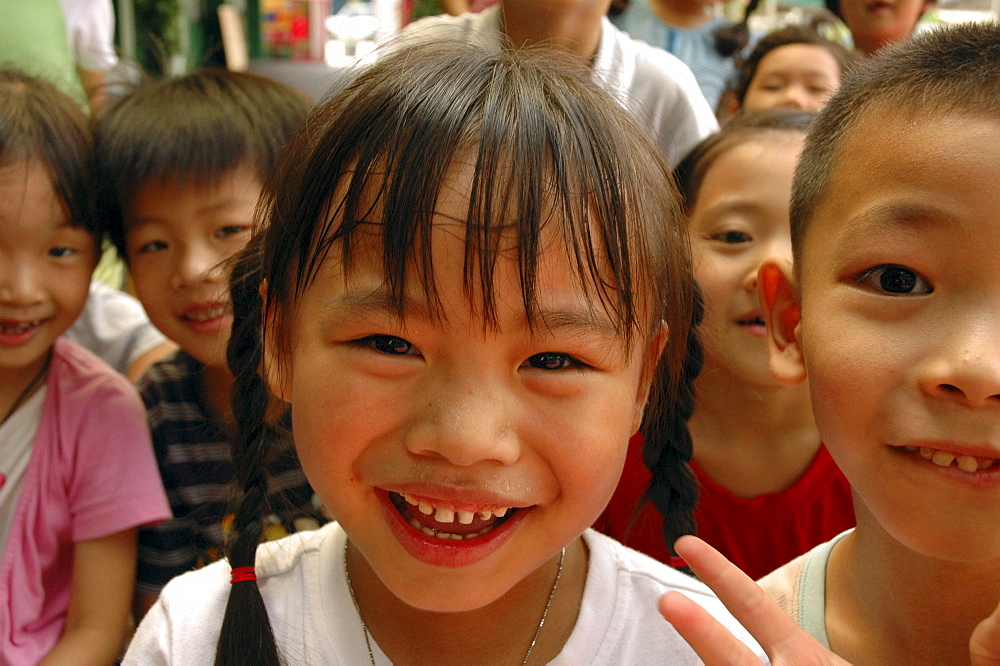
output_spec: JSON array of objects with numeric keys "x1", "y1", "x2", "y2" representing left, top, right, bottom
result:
[
  {"x1": 971, "y1": 599, "x2": 1000, "y2": 665},
  {"x1": 659, "y1": 535, "x2": 849, "y2": 666}
]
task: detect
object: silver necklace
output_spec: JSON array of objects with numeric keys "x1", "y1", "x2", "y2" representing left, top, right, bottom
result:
[{"x1": 344, "y1": 543, "x2": 566, "y2": 666}]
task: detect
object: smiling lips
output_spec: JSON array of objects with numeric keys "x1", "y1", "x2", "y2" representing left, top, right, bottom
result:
[{"x1": 0, "y1": 318, "x2": 44, "y2": 346}]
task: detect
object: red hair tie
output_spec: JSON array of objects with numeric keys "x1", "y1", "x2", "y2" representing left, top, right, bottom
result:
[
  {"x1": 668, "y1": 556, "x2": 688, "y2": 569},
  {"x1": 230, "y1": 566, "x2": 257, "y2": 584}
]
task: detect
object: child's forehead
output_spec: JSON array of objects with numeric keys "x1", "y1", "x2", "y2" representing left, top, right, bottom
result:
[{"x1": 125, "y1": 166, "x2": 264, "y2": 222}]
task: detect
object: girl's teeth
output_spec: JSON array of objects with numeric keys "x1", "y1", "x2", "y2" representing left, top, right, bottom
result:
[
  {"x1": 434, "y1": 508, "x2": 455, "y2": 523},
  {"x1": 457, "y1": 510, "x2": 474, "y2": 525},
  {"x1": 478, "y1": 510, "x2": 492, "y2": 520},
  {"x1": 396, "y1": 493, "x2": 512, "y2": 522},
  {"x1": 956, "y1": 456, "x2": 979, "y2": 473},
  {"x1": 932, "y1": 450, "x2": 955, "y2": 467},
  {"x1": 418, "y1": 501, "x2": 433, "y2": 516}
]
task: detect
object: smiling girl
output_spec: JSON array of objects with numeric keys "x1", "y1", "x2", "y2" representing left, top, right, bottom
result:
[{"x1": 124, "y1": 42, "x2": 764, "y2": 665}]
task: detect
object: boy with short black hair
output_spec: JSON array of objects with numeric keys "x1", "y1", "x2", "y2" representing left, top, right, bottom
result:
[
  {"x1": 659, "y1": 21, "x2": 1000, "y2": 665},
  {"x1": 93, "y1": 69, "x2": 326, "y2": 618}
]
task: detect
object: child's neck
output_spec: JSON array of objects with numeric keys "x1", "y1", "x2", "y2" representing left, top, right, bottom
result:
[
  {"x1": 0, "y1": 353, "x2": 51, "y2": 425},
  {"x1": 689, "y1": 364, "x2": 819, "y2": 498},
  {"x1": 648, "y1": 0, "x2": 715, "y2": 29},
  {"x1": 826, "y1": 506, "x2": 1000, "y2": 665},
  {"x1": 347, "y1": 536, "x2": 588, "y2": 664},
  {"x1": 500, "y1": 1, "x2": 606, "y2": 62},
  {"x1": 199, "y1": 363, "x2": 235, "y2": 426}
]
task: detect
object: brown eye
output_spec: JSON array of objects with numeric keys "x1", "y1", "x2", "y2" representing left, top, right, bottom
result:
[
  {"x1": 370, "y1": 335, "x2": 414, "y2": 355},
  {"x1": 857, "y1": 265, "x2": 933, "y2": 295}
]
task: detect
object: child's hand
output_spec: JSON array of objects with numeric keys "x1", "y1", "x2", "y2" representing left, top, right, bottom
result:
[
  {"x1": 659, "y1": 535, "x2": 849, "y2": 666},
  {"x1": 971, "y1": 600, "x2": 1000, "y2": 665}
]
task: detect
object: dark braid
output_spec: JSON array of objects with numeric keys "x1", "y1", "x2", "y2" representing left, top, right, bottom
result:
[
  {"x1": 215, "y1": 238, "x2": 283, "y2": 666},
  {"x1": 640, "y1": 287, "x2": 704, "y2": 557},
  {"x1": 713, "y1": 0, "x2": 762, "y2": 57}
]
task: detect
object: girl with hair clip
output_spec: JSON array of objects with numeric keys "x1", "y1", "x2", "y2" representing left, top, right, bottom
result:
[
  {"x1": 598, "y1": 111, "x2": 855, "y2": 581},
  {"x1": 610, "y1": 0, "x2": 761, "y2": 111},
  {"x1": 123, "y1": 42, "x2": 765, "y2": 665},
  {"x1": 0, "y1": 68, "x2": 170, "y2": 664}
]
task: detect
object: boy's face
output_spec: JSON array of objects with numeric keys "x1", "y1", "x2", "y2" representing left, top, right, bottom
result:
[
  {"x1": 838, "y1": 0, "x2": 929, "y2": 55},
  {"x1": 0, "y1": 161, "x2": 96, "y2": 385},
  {"x1": 762, "y1": 109, "x2": 1000, "y2": 562},
  {"x1": 125, "y1": 166, "x2": 261, "y2": 370}
]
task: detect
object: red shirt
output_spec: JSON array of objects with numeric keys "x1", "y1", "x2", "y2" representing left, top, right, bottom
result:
[{"x1": 596, "y1": 433, "x2": 855, "y2": 580}]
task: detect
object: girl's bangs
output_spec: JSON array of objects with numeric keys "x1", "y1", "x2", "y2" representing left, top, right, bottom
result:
[{"x1": 270, "y1": 45, "x2": 656, "y2": 347}]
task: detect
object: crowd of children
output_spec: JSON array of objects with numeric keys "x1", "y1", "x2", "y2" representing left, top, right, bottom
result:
[{"x1": 0, "y1": 0, "x2": 997, "y2": 663}]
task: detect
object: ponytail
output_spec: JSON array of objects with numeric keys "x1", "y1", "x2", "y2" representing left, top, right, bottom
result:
[
  {"x1": 713, "y1": 0, "x2": 762, "y2": 57},
  {"x1": 215, "y1": 239, "x2": 283, "y2": 666},
  {"x1": 640, "y1": 287, "x2": 704, "y2": 557}
]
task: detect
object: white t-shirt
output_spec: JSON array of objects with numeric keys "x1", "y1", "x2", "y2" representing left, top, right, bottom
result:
[
  {"x1": 59, "y1": 0, "x2": 117, "y2": 71},
  {"x1": 65, "y1": 281, "x2": 167, "y2": 376},
  {"x1": 397, "y1": 6, "x2": 719, "y2": 168},
  {"x1": 0, "y1": 388, "x2": 46, "y2": 556},
  {"x1": 124, "y1": 523, "x2": 764, "y2": 664}
]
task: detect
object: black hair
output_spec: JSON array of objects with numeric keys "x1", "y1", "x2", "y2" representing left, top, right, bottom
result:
[
  {"x1": 93, "y1": 69, "x2": 312, "y2": 263},
  {"x1": 0, "y1": 68, "x2": 95, "y2": 243},
  {"x1": 713, "y1": 0, "x2": 763, "y2": 57},
  {"x1": 218, "y1": 40, "x2": 699, "y2": 664},
  {"x1": 676, "y1": 109, "x2": 816, "y2": 215},
  {"x1": 731, "y1": 25, "x2": 853, "y2": 106},
  {"x1": 791, "y1": 22, "x2": 1000, "y2": 261}
]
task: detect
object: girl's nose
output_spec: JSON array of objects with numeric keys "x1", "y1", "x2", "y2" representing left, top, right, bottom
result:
[
  {"x1": 919, "y1": 319, "x2": 1000, "y2": 407},
  {"x1": 404, "y1": 375, "x2": 521, "y2": 467},
  {"x1": 0, "y1": 259, "x2": 44, "y2": 306},
  {"x1": 779, "y1": 86, "x2": 809, "y2": 111}
]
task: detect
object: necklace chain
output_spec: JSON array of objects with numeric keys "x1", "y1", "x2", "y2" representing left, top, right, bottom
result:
[
  {"x1": 344, "y1": 542, "x2": 566, "y2": 666},
  {"x1": 1, "y1": 355, "x2": 50, "y2": 426}
]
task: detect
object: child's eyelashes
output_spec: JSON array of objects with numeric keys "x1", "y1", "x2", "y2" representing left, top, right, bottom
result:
[
  {"x1": 215, "y1": 225, "x2": 250, "y2": 239},
  {"x1": 47, "y1": 245, "x2": 79, "y2": 258},
  {"x1": 354, "y1": 334, "x2": 421, "y2": 357},
  {"x1": 523, "y1": 352, "x2": 588, "y2": 372},
  {"x1": 136, "y1": 239, "x2": 168, "y2": 254},
  {"x1": 710, "y1": 230, "x2": 752, "y2": 244},
  {"x1": 856, "y1": 264, "x2": 933, "y2": 295}
]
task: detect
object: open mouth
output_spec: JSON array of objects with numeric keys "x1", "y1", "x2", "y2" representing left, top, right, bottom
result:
[
  {"x1": 0, "y1": 319, "x2": 42, "y2": 335},
  {"x1": 181, "y1": 303, "x2": 232, "y2": 323},
  {"x1": 389, "y1": 491, "x2": 519, "y2": 541},
  {"x1": 898, "y1": 446, "x2": 998, "y2": 473},
  {"x1": 737, "y1": 316, "x2": 765, "y2": 326}
]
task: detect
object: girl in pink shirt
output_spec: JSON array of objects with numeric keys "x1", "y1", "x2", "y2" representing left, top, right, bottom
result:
[{"x1": 0, "y1": 68, "x2": 170, "y2": 664}]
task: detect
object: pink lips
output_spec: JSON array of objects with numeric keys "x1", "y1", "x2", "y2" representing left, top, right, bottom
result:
[
  {"x1": 736, "y1": 311, "x2": 767, "y2": 338},
  {"x1": 0, "y1": 318, "x2": 44, "y2": 347}
]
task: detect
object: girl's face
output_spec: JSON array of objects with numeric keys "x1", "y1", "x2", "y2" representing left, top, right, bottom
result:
[
  {"x1": 688, "y1": 134, "x2": 803, "y2": 385},
  {"x1": 269, "y1": 162, "x2": 661, "y2": 612},
  {"x1": 0, "y1": 160, "x2": 96, "y2": 385},
  {"x1": 742, "y1": 44, "x2": 841, "y2": 114}
]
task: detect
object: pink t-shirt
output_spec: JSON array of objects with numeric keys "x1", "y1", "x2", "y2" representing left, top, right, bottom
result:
[{"x1": 0, "y1": 338, "x2": 171, "y2": 663}]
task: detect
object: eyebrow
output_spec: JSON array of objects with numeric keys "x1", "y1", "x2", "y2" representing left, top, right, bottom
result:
[
  {"x1": 838, "y1": 201, "x2": 961, "y2": 239},
  {"x1": 317, "y1": 286, "x2": 623, "y2": 338}
]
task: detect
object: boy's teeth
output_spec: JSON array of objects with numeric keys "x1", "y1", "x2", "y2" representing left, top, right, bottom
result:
[{"x1": 918, "y1": 447, "x2": 998, "y2": 472}]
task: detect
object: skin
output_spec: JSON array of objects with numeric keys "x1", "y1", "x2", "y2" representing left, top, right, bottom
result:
[
  {"x1": 124, "y1": 165, "x2": 261, "y2": 421},
  {"x1": 836, "y1": 0, "x2": 931, "y2": 55},
  {"x1": 661, "y1": 109, "x2": 1000, "y2": 664},
  {"x1": 0, "y1": 162, "x2": 137, "y2": 663},
  {"x1": 740, "y1": 44, "x2": 842, "y2": 114},
  {"x1": 500, "y1": 0, "x2": 612, "y2": 61},
  {"x1": 266, "y1": 161, "x2": 664, "y2": 664},
  {"x1": 647, "y1": 0, "x2": 721, "y2": 30},
  {"x1": 0, "y1": 160, "x2": 95, "y2": 416},
  {"x1": 686, "y1": 135, "x2": 819, "y2": 498}
]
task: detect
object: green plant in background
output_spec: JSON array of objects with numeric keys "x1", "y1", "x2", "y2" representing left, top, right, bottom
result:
[{"x1": 134, "y1": 0, "x2": 182, "y2": 76}]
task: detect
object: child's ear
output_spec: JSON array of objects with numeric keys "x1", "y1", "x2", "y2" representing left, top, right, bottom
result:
[
  {"x1": 758, "y1": 260, "x2": 807, "y2": 386},
  {"x1": 632, "y1": 323, "x2": 668, "y2": 432},
  {"x1": 260, "y1": 280, "x2": 293, "y2": 402}
]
